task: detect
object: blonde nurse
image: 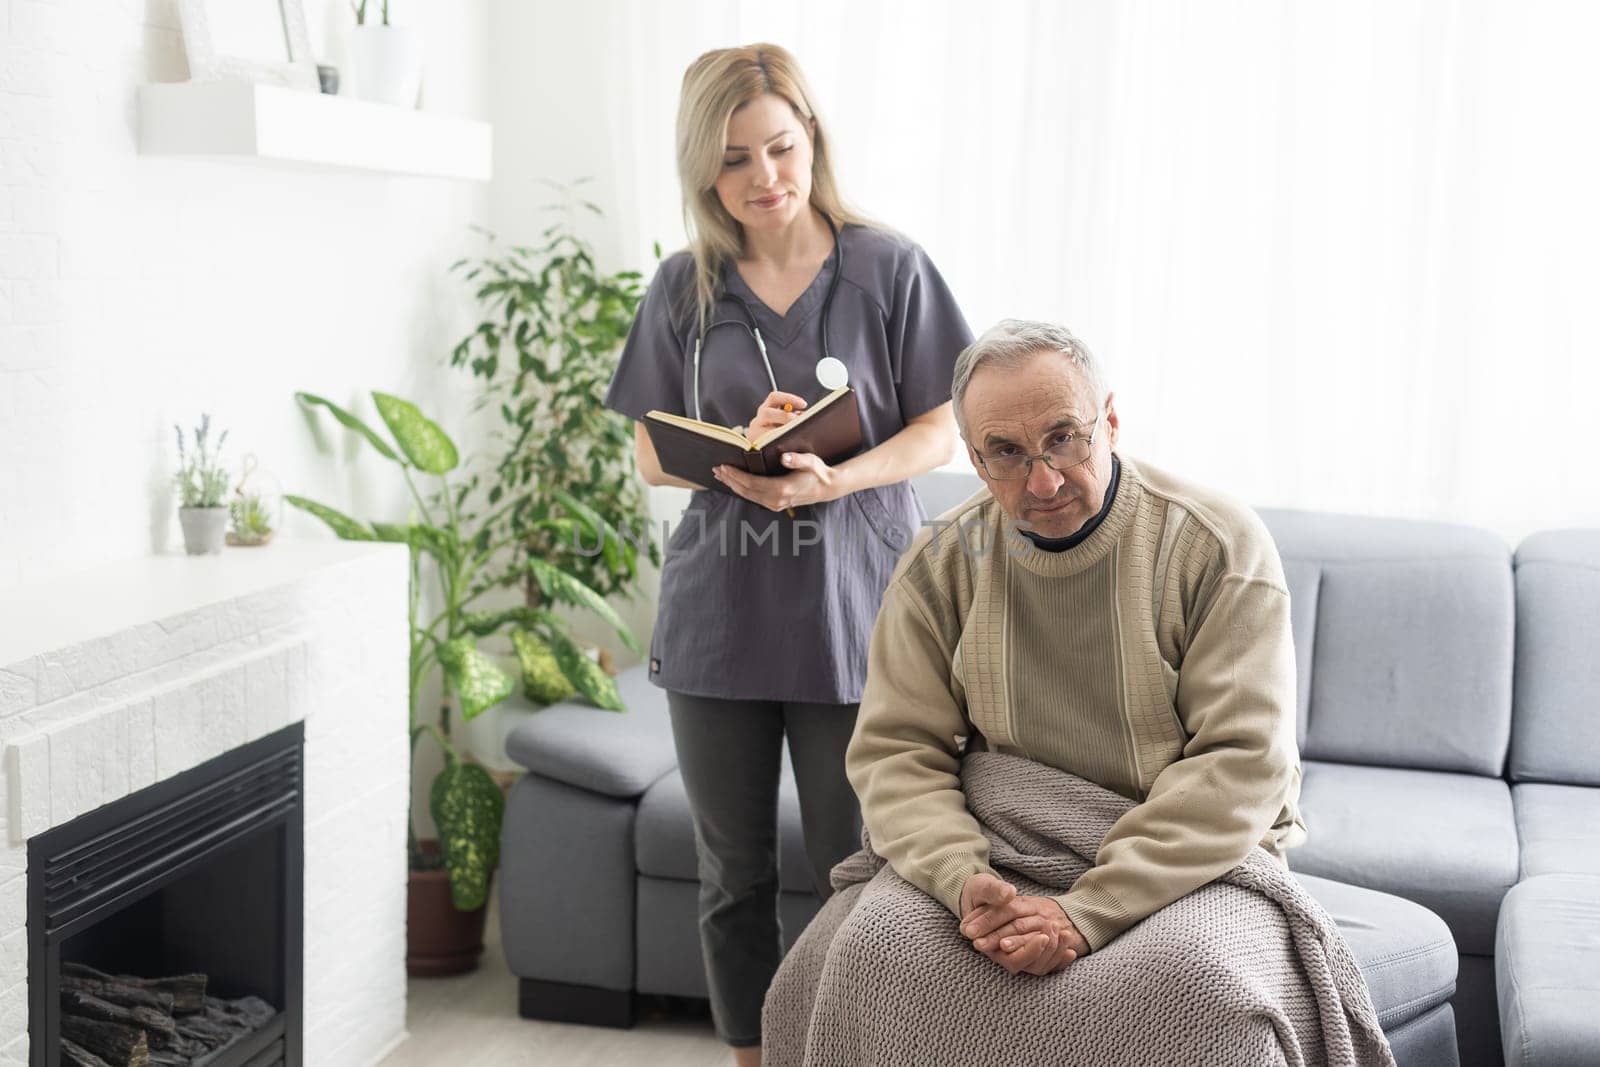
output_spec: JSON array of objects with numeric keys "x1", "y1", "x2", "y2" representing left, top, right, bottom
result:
[{"x1": 604, "y1": 44, "x2": 971, "y2": 1062}]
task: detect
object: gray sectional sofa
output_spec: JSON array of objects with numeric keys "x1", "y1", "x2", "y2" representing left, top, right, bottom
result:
[
  {"x1": 1494, "y1": 532, "x2": 1600, "y2": 1066},
  {"x1": 499, "y1": 470, "x2": 1600, "y2": 1067}
]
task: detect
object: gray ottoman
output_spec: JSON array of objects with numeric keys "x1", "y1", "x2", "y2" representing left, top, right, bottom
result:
[{"x1": 1496, "y1": 875, "x2": 1600, "y2": 1066}]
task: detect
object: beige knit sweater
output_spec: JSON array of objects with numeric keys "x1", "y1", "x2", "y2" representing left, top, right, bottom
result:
[{"x1": 845, "y1": 455, "x2": 1307, "y2": 951}]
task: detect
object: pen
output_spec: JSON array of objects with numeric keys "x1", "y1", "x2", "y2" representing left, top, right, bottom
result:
[{"x1": 783, "y1": 404, "x2": 795, "y2": 517}]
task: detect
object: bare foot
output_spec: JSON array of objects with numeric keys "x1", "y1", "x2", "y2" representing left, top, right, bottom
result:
[{"x1": 732, "y1": 1045, "x2": 762, "y2": 1067}]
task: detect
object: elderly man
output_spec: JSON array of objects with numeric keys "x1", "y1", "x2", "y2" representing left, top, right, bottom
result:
[{"x1": 844, "y1": 318, "x2": 1308, "y2": 977}]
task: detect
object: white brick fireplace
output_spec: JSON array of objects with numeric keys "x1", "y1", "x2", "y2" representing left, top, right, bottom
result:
[{"x1": 0, "y1": 540, "x2": 410, "y2": 1063}]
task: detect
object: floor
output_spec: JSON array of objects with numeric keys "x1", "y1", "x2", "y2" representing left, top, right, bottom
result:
[{"x1": 380, "y1": 889, "x2": 734, "y2": 1067}]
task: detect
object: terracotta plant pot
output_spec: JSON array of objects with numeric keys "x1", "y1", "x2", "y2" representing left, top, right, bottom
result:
[{"x1": 406, "y1": 840, "x2": 489, "y2": 976}]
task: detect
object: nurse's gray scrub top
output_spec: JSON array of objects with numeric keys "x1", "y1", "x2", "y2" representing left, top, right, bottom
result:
[{"x1": 603, "y1": 224, "x2": 972, "y2": 704}]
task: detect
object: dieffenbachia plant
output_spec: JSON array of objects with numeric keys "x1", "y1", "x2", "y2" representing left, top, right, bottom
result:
[{"x1": 287, "y1": 390, "x2": 640, "y2": 911}]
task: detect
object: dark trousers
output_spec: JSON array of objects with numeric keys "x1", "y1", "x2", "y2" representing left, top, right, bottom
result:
[{"x1": 665, "y1": 692, "x2": 863, "y2": 1048}]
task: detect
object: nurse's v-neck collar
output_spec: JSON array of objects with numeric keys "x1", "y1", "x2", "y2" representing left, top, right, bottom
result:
[{"x1": 721, "y1": 226, "x2": 842, "y2": 349}]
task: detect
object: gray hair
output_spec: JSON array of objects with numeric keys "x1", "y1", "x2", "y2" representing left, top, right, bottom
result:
[{"x1": 950, "y1": 319, "x2": 1107, "y2": 434}]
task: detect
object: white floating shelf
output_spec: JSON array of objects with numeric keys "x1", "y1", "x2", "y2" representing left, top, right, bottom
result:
[{"x1": 138, "y1": 80, "x2": 493, "y2": 181}]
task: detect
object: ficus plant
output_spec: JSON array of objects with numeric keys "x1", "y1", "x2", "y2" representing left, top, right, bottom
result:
[
  {"x1": 448, "y1": 185, "x2": 661, "y2": 613},
  {"x1": 286, "y1": 390, "x2": 640, "y2": 910}
]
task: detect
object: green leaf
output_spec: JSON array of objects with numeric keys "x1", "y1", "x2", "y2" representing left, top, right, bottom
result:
[
  {"x1": 511, "y1": 629, "x2": 578, "y2": 704},
  {"x1": 525, "y1": 558, "x2": 641, "y2": 656},
  {"x1": 542, "y1": 625, "x2": 623, "y2": 711},
  {"x1": 437, "y1": 636, "x2": 514, "y2": 720},
  {"x1": 295, "y1": 392, "x2": 402, "y2": 463},
  {"x1": 415, "y1": 525, "x2": 459, "y2": 567},
  {"x1": 429, "y1": 759, "x2": 504, "y2": 911},
  {"x1": 371, "y1": 521, "x2": 454, "y2": 563},
  {"x1": 372, "y1": 392, "x2": 459, "y2": 473},
  {"x1": 549, "y1": 486, "x2": 624, "y2": 575},
  {"x1": 370, "y1": 520, "x2": 412, "y2": 543},
  {"x1": 461, "y1": 605, "x2": 544, "y2": 637},
  {"x1": 284, "y1": 495, "x2": 376, "y2": 540}
]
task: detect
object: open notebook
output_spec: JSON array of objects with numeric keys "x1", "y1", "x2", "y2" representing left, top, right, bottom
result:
[{"x1": 643, "y1": 387, "x2": 864, "y2": 490}]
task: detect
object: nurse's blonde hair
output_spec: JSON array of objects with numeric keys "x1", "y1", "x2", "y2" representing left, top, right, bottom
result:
[{"x1": 676, "y1": 43, "x2": 872, "y2": 332}]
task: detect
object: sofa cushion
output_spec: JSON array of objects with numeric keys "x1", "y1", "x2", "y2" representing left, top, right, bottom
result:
[
  {"x1": 1495, "y1": 874, "x2": 1600, "y2": 1067},
  {"x1": 1288, "y1": 760, "x2": 1518, "y2": 956},
  {"x1": 1296, "y1": 873, "x2": 1457, "y2": 1031},
  {"x1": 504, "y1": 666, "x2": 678, "y2": 798},
  {"x1": 1258, "y1": 509, "x2": 1514, "y2": 776},
  {"x1": 1510, "y1": 530, "x2": 1600, "y2": 786},
  {"x1": 1280, "y1": 558, "x2": 1320, "y2": 749},
  {"x1": 1513, "y1": 783, "x2": 1600, "y2": 879},
  {"x1": 635, "y1": 762, "x2": 816, "y2": 894},
  {"x1": 910, "y1": 469, "x2": 984, "y2": 521}
]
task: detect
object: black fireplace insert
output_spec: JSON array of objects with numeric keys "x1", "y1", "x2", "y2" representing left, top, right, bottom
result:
[{"x1": 28, "y1": 721, "x2": 304, "y2": 1066}]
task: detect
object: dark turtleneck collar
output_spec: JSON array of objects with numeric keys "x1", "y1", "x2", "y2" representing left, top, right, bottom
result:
[{"x1": 1018, "y1": 454, "x2": 1122, "y2": 553}]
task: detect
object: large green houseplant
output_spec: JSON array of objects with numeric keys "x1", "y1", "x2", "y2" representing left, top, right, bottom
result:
[
  {"x1": 286, "y1": 390, "x2": 640, "y2": 926},
  {"x1": 447, "y1": 191, "x2": 660, "y2": 624}
]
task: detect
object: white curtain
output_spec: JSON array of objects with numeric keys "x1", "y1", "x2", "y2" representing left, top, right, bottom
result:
[{"x1": 584, "y1": 0, "x2": 1599, "y2": 542}]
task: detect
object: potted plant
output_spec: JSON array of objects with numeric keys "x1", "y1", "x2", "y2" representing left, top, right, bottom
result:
[
  {"x1": 447, "y1": 186, "x2": 660, "y2": 705},
  {"x1": 287, "y1": 389, "x2": 640, "y2": 975},
  {"x1": 228, "y1": 491, "x2": 275, "y2": 546},
  {"x1": 228, "y1": 454, "x2": 282, "y2": 547},
  {"x1": 173, "y1": 414, "x2": 231, "y2": 555},
  {"x1": 347, "y1": 0, "x2": 421, "y2": 108}
]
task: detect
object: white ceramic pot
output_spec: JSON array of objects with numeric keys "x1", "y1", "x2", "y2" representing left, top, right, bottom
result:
[
  {"x1": 347, "y1": 25, "x2": 423, "y2": 108},
  {"x1": 178, "y1": 507, "x2": 229, "y2": 555}
]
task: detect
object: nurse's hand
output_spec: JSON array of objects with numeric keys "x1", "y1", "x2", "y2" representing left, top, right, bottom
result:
[
  {"x1": 745, "y1": 390, "x2": 809, "y2": 440},
  {"x1": 713, "y1": 452, "x2": 843, "y2": 511}
]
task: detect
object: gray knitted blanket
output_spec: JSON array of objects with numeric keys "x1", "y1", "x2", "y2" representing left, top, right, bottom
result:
[{"x1": 763, "y1": 752, "x2": 1394, "y2": 1067}]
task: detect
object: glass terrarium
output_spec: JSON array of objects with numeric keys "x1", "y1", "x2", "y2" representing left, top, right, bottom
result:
[{"x1": 227, "y1": 454, "x2": 284, "y2": 547}]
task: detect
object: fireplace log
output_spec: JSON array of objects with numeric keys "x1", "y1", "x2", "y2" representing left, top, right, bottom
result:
[
  {"x1": 144, "y1": 1027, "x2": 208, "y2": 1057},
  {"x1": 140, "y1": 974, "x2": 207, "y2": 1015},
  {"x1": 204, "y1": 994, "x2": 277, "y2": 1030},
  {"x1": 176, "y1": 1012, "x2": 235, "y2": 1046},
  {"x1": 59, "y1": 1038, "x2": 114, "y2": 1067},
  {"x1": 59, "y1": 1016, "x2": 150, "y2": 1067},
  {"x1": 60, "y1": 989, "x2": 179, "y2": 1043},
  {"x1": 62, "y1": 963, "x2": 207, "y2": 1015},
  {"x1": 61, "y1": 973, "x2": 177, "y2": 1016}
]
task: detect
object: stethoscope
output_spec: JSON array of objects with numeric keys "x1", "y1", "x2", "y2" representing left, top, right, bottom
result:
[{"x1": 691, "y1": 215, "x2": 851, "y2": 422}]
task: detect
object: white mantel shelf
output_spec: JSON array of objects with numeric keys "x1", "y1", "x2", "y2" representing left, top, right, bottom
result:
[
  {"x1": 0, "y1": 539, "x2": 401, "y2": 669},
  {"x1": 138, "y1": 80, "x2": 493, "y2": 181}
]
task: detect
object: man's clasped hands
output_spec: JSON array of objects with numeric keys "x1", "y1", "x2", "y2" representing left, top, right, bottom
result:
[{"x1": 958, "y1": 872, "x2": 1092, "y2": 976}]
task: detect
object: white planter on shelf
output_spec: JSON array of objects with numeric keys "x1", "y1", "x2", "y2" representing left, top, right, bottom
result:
[
  {"x1": 347, "y1": 25, "x2": 422, "y2": 108},
  {"x1": 178, "y1": 506, "x2": 229, "y2": 555}
]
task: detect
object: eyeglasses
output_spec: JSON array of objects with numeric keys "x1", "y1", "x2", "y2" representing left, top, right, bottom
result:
[{"x1": 974, "y1": 417, "x2": 1101, "y2": 481}]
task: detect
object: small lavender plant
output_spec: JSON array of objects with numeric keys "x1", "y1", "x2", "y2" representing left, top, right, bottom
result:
[{"x1": 173, "y1": 414, "x2": 231, "y2": 509}]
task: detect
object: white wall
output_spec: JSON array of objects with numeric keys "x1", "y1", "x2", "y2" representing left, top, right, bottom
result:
[
  {"x1": 483, "y1": 0, "x2": 685, "y2": 661},
  {"x1": 0, "y1": 0, "x2": 494, "y2": 597}
]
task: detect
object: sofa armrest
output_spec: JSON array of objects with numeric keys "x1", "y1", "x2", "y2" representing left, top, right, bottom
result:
[
  {"x1": 501, "y1": 774, "x2": 638, "y2": 990},
  {"x1": 504, "y1": 665, "x2": 677, "y2": 798}
]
